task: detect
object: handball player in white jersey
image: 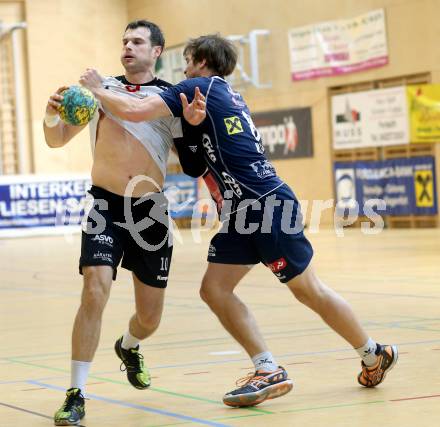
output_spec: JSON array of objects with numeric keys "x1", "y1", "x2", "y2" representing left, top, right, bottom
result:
[{"x1": 44, "y1": 20, "x2": 202, "y2": 426}]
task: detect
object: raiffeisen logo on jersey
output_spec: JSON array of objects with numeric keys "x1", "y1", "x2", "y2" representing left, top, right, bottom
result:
[{"x1": 257, "y1": 116, "x2": 298, "y2": 155}]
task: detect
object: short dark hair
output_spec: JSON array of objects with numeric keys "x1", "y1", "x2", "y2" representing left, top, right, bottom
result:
[
  {"x1": 183, "y1": 34, "x2": 237, "y2": 77},
  {"x1": 125, "y1": 20, "x2": 165, "y2": 50}
]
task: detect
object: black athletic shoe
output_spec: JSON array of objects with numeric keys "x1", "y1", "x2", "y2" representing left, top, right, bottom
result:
[
  {"x1": 223, "y1": 366, "x2": 293, "y2": 407},
  {"x1": 54, "y1": 388, "x2": 85, "y2": 426},
  {"x1": 358, "y1": 344, "x2": 398, "y2": 387},
  {"x1": 114, "y1": 336, "x2": 151, "y2": 389}
]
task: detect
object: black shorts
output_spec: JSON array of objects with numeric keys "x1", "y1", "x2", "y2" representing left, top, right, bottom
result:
[
  {"x1": 79, "y1": 186, "x2": 173, "y2": 288},
  {"x1": 207, "y1": 185, "x2": 313, "y2": 283}
]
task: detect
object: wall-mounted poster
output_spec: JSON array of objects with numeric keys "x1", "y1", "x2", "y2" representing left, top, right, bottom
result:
[
  {"x1": 332, "y1": 86, "x2": 409, "y2": 149},
  {"x1": 288, "y1": 9, "x2": 388, "y2": 81}
]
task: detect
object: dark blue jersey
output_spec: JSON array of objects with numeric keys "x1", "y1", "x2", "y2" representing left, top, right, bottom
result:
[{"x1": 159, "y1": 76, "x2": 286, "y2": 212}]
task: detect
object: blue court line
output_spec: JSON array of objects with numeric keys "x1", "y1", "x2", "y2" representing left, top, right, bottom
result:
[
  {"x1": 0, "y1": 375, "x2": 65, "y2": 385},
  {"x1": 28, "y1": 380, "x2": 231, "y2": 427}
]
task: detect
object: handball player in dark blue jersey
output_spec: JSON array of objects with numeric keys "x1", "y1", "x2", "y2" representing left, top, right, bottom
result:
[{"x1": 81, "y1": 34, "x2": 398, "y2": 407}]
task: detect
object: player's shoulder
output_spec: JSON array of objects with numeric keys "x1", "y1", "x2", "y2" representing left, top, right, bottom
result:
[
  {"x1": 153, "y1": 78, "x2": 174, "y2": 89},
  {"x1": 176, "y1": 77, "x2": 213, "y2": 90}
]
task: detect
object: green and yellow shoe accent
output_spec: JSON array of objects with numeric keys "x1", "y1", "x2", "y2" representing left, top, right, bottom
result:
[
  {"x1": 54, "y1": 388, "x2": 85, "y2": 426},
  {"x1": 114, "y1": 336, "x2": 151, "y2": 389}
]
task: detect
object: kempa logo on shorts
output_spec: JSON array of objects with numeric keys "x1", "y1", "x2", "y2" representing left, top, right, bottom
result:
[
  {"x1": 221, "y1": 172, "x2": 243, "y2": 197},
  {"x1": 92, "y1": 234, "x2": 114, "y2": 245},
  {"x1": 275, "y1": 271, "x2": 287, "y2": 281},
  {"x1": 224, "y1": 116, "x2": 244, "y2": 135},
  {"x1": 156, "y1": 275, "x2": 168, "y2": 281},
  {"x1": 202, "y1": 133, "x2": 217, "y2": 162},
  {"x1": 208, "y1": 244, "x2": 216, "y2": 257}
]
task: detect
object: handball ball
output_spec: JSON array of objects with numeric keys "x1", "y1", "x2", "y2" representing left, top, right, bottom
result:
[{"x1": 59, "y1": 86, "x2": 97, "y2": 126}]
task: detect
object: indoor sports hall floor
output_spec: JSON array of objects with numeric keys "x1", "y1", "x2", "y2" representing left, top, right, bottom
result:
[{"x1": 1, "y1": 228, "x2": 439, "y2": 426}]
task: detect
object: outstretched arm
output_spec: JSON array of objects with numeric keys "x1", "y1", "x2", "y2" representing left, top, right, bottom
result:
[
  {"x1": 80, "y1": 69, "x2": 168, "y2": 122},
  {"x1": 80, "y1": 69, "x2": 206, "y2": 125}
]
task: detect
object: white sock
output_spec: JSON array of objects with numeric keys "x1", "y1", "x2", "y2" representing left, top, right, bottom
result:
[
  {"x1": 252, "y1": 351, "x2": 278, "y2": 372},
  {"x1": 71, "y1": 360, "x2": 91, "y2": 393},
  {"x1": 355, "y1": 338, "x2": 379, "y2": 366},
  {"x1": 121, "y1": 331, "x2": 140, "y2": 350}
]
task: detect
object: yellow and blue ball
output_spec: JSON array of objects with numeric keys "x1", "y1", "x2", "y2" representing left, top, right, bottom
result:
[{"x1": 59, "y1": 85, "x2": 97, "y2": 126}]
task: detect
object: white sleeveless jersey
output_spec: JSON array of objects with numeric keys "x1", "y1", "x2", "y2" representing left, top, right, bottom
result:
[{"x1": 89, "y1": 76, "x2": 182, "y2": 178}]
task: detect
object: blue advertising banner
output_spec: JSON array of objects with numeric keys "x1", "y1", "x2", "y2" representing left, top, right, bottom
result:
[
  {"x1": 0, "y1": 174, "x2": 91, "y2": 237},
  {"x1": 0, "y1": 174, "x2": 198, "y2": 237},
  {"x1": 335, "y1": 157, "x2": 437, "y2": 216}
]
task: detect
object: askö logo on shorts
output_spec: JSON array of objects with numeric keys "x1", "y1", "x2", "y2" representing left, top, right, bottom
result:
[
  {"x1": 268, "y1": 257, "x2": 287, "y2": 273},
  {"x1": 92, "y1": 234, "x2": 114, "y2": 246}
]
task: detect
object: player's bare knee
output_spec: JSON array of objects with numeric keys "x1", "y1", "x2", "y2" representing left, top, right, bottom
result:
[
  {"x1": 81, "y1": 268, "x2": 111, "y2": 312},
  {"x1": 199, "y1": 284, "x2": 213, "y2": 304},
  {"x1": 199, "y1": 279, "x2": 223, "y2": 306},
  {"x1": 289, "y1": 284, "x2": 311, "y2": 305},
  {"x1": 136, "y1": 309, "x2": 161, "y2": 332},
  {"x1": 289, "y1": 278, "x2": 329, "y2": 309}
]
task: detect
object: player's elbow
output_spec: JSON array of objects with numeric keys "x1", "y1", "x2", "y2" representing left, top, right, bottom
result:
[
  {"x1": 181, "y1": 165, "x2": 207, "y2": 178},
  {"x1": 44, "y1": 136, "x2": 64, "y2": 148},
  {"x1": 44, "y1": 131, "x2": 70, "y2": 148}
]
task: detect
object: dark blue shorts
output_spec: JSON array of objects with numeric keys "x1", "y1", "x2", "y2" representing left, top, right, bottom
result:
[{"x1": 207, "y1": 185, "x2": 313, "y2": 283}]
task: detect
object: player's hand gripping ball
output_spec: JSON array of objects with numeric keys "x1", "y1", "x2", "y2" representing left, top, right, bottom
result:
[{"x1": 59, "y1": 85, "x2": 97, "y2": 126}]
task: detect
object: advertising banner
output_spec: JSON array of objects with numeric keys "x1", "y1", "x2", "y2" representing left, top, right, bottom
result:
[
  {"x1": 0, "y1": 174, "x2": 91, "y2": 237},
  {"x1": 407, "y1": 84, "x2": 440, "y2": 143},
  {"x1": 288, "y1": 9, "x2": 388, "y2": 81},
  {"x1": 0, "y1": 174, "x2": 198, "y2": 237},
  {"x1": 252, "y1": 107, "x2": 313, "y2": 159},
  {"x1": 334, "y1": 157, "x2": 437, "y2": 216},
  {"x1": 332, "y1": 86, "x2": 409, "y2": 149}
]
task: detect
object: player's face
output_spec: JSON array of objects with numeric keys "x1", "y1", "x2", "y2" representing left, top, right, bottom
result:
[
  {"x1": 121, "y1": 27, "x2": 162, "y2": 73},
  {"x1": 184, "y1": 54, "x2": 203, "y2": 78}
]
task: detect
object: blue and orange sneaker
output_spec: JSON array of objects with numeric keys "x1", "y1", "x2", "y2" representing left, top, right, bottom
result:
[
  {"x1": 358, "y1": 344, "x2": 398, "y2": 387},
  {"x1": 223, "y1": 366, "x2": 293, "y2": 407}
]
